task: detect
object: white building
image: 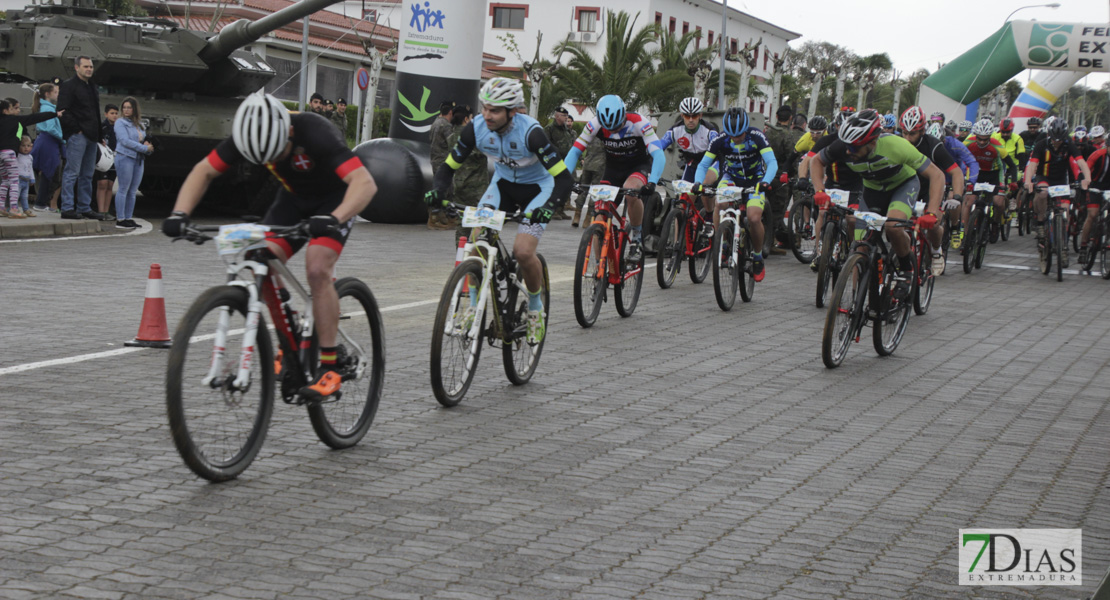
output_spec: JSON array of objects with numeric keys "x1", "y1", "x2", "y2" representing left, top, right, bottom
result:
[{"x1": 360, "y1": 0, "x2": 799, "y2": 120}]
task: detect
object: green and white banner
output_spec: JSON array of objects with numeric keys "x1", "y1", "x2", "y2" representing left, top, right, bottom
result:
[
  {"x1": 918, "y1": 21, "x2": 1108, "y2": 125},
  {"x1": 388, "y1": 0, "x2": 484, "y2": 140}
]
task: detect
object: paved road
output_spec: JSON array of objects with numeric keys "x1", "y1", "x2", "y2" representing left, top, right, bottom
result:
[{"x1": 2, "y1": 212, "x2": 1109, "y2": 599}]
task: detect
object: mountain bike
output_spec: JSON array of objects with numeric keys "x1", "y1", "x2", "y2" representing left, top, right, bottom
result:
[
  {"x1": 657, "y1": 179, "x2": 712, "y2": 288},
  {"x1": 1081, "y1": 188, "x2": 1110, "y2": 277},
  {"x1": 167, "y1": 222, "x2": 385, "y2": 482},
  {"x1": 708, "y1": 185, "x2": 758, "y2": 311},
  {"x1": 910, "y1": 212, "x2": 935, "y2": 316},
  {"x1": 1038, "y1": 183, "x2": 1078, "y2": 282},
  {"x1": 814, "y1": 189, "x2": 854, "y2": 308},
  {"x1": 822, "y1": 211, "x2": 919, "y2": 369},
  {"x1": 430, "y1": 204, "x2": 550, "y2": 407},
  {"x1": 573, "y1": 184, "x2": 645, "y2": 327},
  {"x1": 1016, "y1": 188, "x2": 1033, "y2": 236},
  {"x1": 962, "y1": 182, "x2": 998, "y2": 274},
  {"x1": 788, "y1": 191, "x2": 819, "y2": 264}
]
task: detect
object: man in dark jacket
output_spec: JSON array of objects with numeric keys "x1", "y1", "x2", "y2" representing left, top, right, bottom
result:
[{"x1": 57, "y1": 56, "x2": 107, "y2": 220}]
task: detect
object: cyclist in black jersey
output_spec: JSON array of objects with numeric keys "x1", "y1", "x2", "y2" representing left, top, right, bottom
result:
[
  {"x1": 162, "y1": 92, "x2": 378, "y2": 401},
  {"x1": 901, "y1": 106, "x2": 963, "y2": 274},
  {"x1": 1023, "y1": 118, "x2": 1091, "y2": 247}
]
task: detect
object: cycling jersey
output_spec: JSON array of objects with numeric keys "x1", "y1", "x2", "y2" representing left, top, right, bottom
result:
[
  {"x1": 1018, "y1": 130, "x2": 1041, "y2": 170},
  {"x1": 1077, "y1": 140, "x2": 1097, "y2": 160},
  {"x1": 963, "y1": 136, "x2": 1008, "y2": 173},
  {"x1": 1027, "y1": 139, "x2": 1083, "y2": 183},
  {"x1": 819, "y1": 134, "x2": 930, "y2": 192},
  {"x1": 208, "y1": 112, "x2": 361, "y2": 197},
  {"x1": 564, "y1": 112, "x2": 666, "y2": 183},
  {"x1": 909, "y1": 134, "x2": 958, "y2": 198},
  {"x1": 808, "y1": 132, "x2": 862, "y2": 190},
  {"x1": 942, "y1": 135, "x2": 979, "y2": 184},
  {"x1": 435, "y1": 112, "x2": 573, "y2": 220},
  {"x1": 795, "y1": 131, "x2": 823, "y2": 154},
  {"x1": 694, "y1": 129, "x2": 778, "y2": 186},
  {"x1": 1087, "y1": 147, "x2": 1110, "y2": 186},
  {"x1": 996, "y1": 133, "x2": 1025, "y2": 169},
  {"x1": 660, "y1": 121, "x2": 719, "y2": 166}
]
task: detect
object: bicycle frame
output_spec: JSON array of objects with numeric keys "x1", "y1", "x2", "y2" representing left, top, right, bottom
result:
[
  {"x1": 713, "y1": 186, "x2": 756, "y2": 269},
  {"x1": 587, "y1": 192, "x2": 640, "y2": 286},
  {"x1": 447, "y1": 223, "x2": 528, "y2": 347}
]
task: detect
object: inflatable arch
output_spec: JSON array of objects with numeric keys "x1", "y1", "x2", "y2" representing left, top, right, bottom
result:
[{"x1": 918, "y1": 21, "x2": 1108, "y2": 130}]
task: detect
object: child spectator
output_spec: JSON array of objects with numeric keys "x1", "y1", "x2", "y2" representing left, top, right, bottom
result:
[
  {"x1": 30, "y1": 82, "x2": 64, "y2": 213},
  {"x1": 16, "y1": 135, "x2": 34, "y2": 217},
  {"x1": 94, "y1": 103, "x2": 118, "y2": 217},
  {"x1": 0, "y1": 98, "x2": 58, "y2": 218}
]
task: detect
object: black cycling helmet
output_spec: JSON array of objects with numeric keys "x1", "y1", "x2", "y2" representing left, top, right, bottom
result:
[
  {"x1": 832, "y1": 107, "x2": 856, "y2": 130},
  {"x1": 808, "y1": 115, "x2": 828, "y2": 131},
  {"x1": 1027, "y1": 116, "x2": 1042, "y2": 127},
  {"x1": 839, "y1": 109, "x2": 883, "y2": 147},
  {"x1": 1047, "y1": 117, "x2": 1069, "y2": 141}
]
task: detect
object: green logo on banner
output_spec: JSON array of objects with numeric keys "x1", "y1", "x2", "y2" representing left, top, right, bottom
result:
[
  {"x1": 397, "y1": 86, "x2": 437, "y2": 124},
  {"x1": 1027, "y1": 24, "x2": 1072, "y2": 68}
]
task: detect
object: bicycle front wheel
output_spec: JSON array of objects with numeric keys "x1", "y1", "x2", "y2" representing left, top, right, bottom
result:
[
  {"x1": 913, "y1": 244, "x2": 934, "y2": 316},
  {"x1": 503, "y1": 254, "x2": 550, "y2": 385},
  {"x1": 822, "y1": 253, "x2": 867, "y2": 369},
  {"x1": 306, "y1": 278, "x2": 384, "y2": 449},
  {"x1": 712, "y1": 220, "x2": 737, "y2": 311},
  {"x1": 963, "y1": 211, "x2": 979, "y2": 274},
  {"x1": 815, "y1": 223, "x2": 836, "y2": 308},
  {"x1": 790, "y1": 201, "x2": 818, "y2": 263},
  {"x1": 1101, "y1": 241, "x2": 1110, "y2": 280},
  {"x1": 1055, "y1": 214, "x2": 1065, "y2": 282},
  {"x1": 573, "y1": 223, "x2": 606, "y2": 328},
  {"x1": 430, "y1": 260, "x2": 485, "y2": 407},
  {"x1": 873, "y1": 256, "x2": 912, "y2": 357},
  {"x1": 656, "y1": 209, "x2": 682, "y2": 289},
  {"x1": 166, "y1": 285, "x2": 275, "y2": 482},
  {"x1": 615, "y1": 230, "x2": 644, "y2": 318},
  {"x1": 974, "y1": 220, "x2": 988, "y2": 270},
  {"x1": 688, "y1": 219, "x2": 711, "y2": 284},
  {"x1": 738, "y1": 228, "x2": 755, "y2": 303}
]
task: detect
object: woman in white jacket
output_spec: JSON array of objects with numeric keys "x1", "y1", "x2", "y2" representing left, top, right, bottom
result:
[{"x1": 112, "y1": 97, "x2": 152, "y2": 228}]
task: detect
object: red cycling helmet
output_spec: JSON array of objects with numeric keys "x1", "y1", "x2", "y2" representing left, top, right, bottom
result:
[
  {"x1": 999, "y1": 117, "x2": 1015, "y2": 133},
  {"x1": 900, "y1": 106, "x2": 926, "y2": 133}
]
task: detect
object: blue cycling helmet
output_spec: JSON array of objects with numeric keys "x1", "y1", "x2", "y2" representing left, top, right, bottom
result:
[
  {"x1": 882, "y1": 113, "x2": 897, "y2": 129},
  {"x1": 722, "y1": 107, "x2": 749, "y2": 137},
  {"x1": 596, "y1": 95, "x2": 626, "y2": 131}
]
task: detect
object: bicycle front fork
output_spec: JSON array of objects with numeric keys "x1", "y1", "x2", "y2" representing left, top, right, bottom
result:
[{"x1": 203, "y1": 291, "x2": 264, "y2": 392}]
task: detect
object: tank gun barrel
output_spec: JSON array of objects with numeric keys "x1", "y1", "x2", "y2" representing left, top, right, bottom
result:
[{"x1": 198, "y1": 0, "x2": 344, "y2": 64}]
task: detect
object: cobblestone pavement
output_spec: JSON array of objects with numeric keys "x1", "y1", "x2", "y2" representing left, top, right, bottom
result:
[{"x1": 2, "y1": 212, "x2": 1108, "y2": 599}]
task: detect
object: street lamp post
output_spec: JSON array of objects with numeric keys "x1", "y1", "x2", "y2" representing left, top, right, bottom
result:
[{"x1": 1005, "y1": 3, "x2": 1061, "y2": 23}]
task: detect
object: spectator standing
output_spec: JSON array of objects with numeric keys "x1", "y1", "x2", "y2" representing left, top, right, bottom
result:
[
  {"x1": 112, "y1": 97, "x2": 152, "y2": 229},
  {"x1": 0, "y1": 99, "x2": 57, "y2": 218},
  {"x1": 543, "y1": 107, "x2": 576, "y2": 220},
  {"x1": 57, "y1": 55, "x2": 108, "y2": 220},
  {"x1": 30, "y1": 82, "x2": 63, "y2": 212},
  {"x1": 330, "y1": 97, "x2": 348, "y2": 138},
  {"x1": 572, "y1": 136, "x2": 606, "y2": 226},
  {"x1": 93, "y1": 103, "x2": 118, "y2": 217},
  {"x1": 764, "y1": 105, "x2": 800, "y2": 254},
  {"x1": 445, "y1": 105, "x2": 490, "y2": 240},
  {"x1": 427, "y1": 99, "x2": 455, "y2": 230},
  {"x1": 16, "y1": 136, "x2": 35, "y2": 217},
  {"x1": 309, "y1": 92, "x2": 325, "y2": 114}
]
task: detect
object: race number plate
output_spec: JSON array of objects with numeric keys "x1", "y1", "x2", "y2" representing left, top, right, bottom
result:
[
  {"x1": 670, "y1": 180, "x2": 696, "y2": 196},
  {"x1": 588, "y1": 185, "x2": 620, "y2": 202},
  {"x1": 974, "y1": 182, "x2": 995, "y2": 193},
  {"x1": 716, "y1": 187, "x2": 744, "y2": 202},
  {"x1": 461, "y1": 206, "x2": 506, "y2": 231},
  {"x1": 1048, "y1": 185, "x2": 1071, "y2": 198},
  {"x1": 827, "y1": 189, "x2": 850, "y2": 207},
  {"x1": 856, "y1": 211, "x2": 887, "y2": 230},
  {"x1": 215, "y1": 224, "x2": 270, "y2": 256}
]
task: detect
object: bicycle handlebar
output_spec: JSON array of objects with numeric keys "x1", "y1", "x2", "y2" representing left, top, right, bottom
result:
[
  {"x1": 571, "y1": 183, "x2": 643, "y2": 198},
  {"x1": 175, "y1": 222, "x2": 309, "y2": 245},
  {"x1": 443, "y1": 202, "x2": 529, "y2": 224}
]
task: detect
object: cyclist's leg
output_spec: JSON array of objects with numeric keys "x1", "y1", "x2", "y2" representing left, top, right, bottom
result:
[
  {"x1": 684, "y1": 162, "x2": 715, "y2": 218},
  {"x1": 882, "y1": 178, "x2": 918, "y2": 262},
  {"x1": 1033, "y1": 180, "x2": 1049, "y2": 224},
  {"x1": 744, "y1": 184, "x2": 766, "y2": 256},
  {"x1": 303, "y1": 191, "x2": 353, "y2": 349},
  {"x1": 703, "y1": 169, "x2": 720, "y2": 226},
  {"x1": 1081, "y1": 192, "x2": 1099, "y2": 247},
  {"x1": 622, "y1": 168, "x2": 649, "y2": 229},
  {"x1": 515, "y1": 180, "x2": 550, "y2": 295}
]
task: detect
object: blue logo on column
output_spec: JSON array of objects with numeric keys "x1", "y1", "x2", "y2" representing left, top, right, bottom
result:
[{"x1": 409, "y1": 2, "x2": 446, "y2": 32}]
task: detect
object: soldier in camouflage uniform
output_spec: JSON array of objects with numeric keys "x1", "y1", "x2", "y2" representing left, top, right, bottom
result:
[
  {"x1": 427, "y1": 100, "x2": 456, "y2": 229},
  {"x1": 572, "y1": 136, "x2": 606, "y2": 226},
  {"x1": 764, "y1": 105, "x2": 802, "y2": 254},
  {"x1": 329, "y1": 97, "x2": 348, "y2": 138},
  {"x1": 543, "y1": 107, "x2": 577, "y2": 220},
  {"x1": 444, "y1": 105, "x2": 491, "y2": 240}
]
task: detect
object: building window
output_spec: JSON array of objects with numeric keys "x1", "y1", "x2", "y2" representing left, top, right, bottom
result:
[
  {"x1": 315, "y1": 64, "x2": 352, "y2": 107},
  {"x1": 765, "y1": 49, "x2": 771, "y2": 71},
  {"x1": 730, "y1": 38, "x2": 737, "y2": 54},
  {"x1": 576, "y1": 7, "x2": 599, "y2": 32},
  {"x1": 695, "y1": 26, "x2": 701, "y2": 49},
  {"x1": 669, "y1": 17, "x2": 675, "y2": 34},
  {"x1": 655, "y1": 12, "x2": 662, "y2": 29},
  {"x1": 682, "y1": 21, "x2": 688, "y2": 36},
  {"x1": 708, "y1": 30, "x2": 714, "y2": 47},
  {"x1": 490, "y1": 4, "x2": 527, "y2": 29},
  {"x1": 752, "y1": 45, "x2": 759, "y2": 64},
  {"x1": 362, "y1": 8, "x2": 376, "y2": 21},
  {"x1": 263, "y1": 56, "x2": 299, "y2": 100}
]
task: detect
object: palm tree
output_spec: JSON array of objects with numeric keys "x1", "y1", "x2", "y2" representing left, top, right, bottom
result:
[{"x1": 554, "y1": 11, "x2": 658, "y2": 111}]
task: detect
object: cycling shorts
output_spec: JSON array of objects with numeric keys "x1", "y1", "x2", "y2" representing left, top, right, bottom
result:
[
  {"x1": 860, "y1": 177, "x2": 919, "y2": 219},
  {"x1": 976, "y1": 170, "x2": 1001, "y2": 188},
  {"x1": 262, "y1": 187, "x2": 353, "y2": 257},
  {"x1": 1085, "y1": 189, "x2": 1106, "y2": 210},
  {"x1": 717, "y1": 178, "x2": 765, "y2": 211},
  {"x1": 479, "y1": 177, "x2": 551, "y2": 240},
  {"x1": 679, "y1": 161, "x2": 700, "y2": 183},
  {"x1": 601, "y1": 159, "x2": 652, "y2": 188}
]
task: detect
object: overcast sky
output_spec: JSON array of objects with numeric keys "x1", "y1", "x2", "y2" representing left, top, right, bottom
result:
[{"x1": 740, "y1": 0, "x2": 1110, "y2": 91}]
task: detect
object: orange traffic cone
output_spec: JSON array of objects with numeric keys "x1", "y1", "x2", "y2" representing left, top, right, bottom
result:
[{"x1": 125, "y1": 264, "x2": 172, "y2": 348}]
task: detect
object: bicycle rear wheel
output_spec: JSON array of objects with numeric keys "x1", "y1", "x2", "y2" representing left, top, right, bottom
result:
[
  {"x1": 166, "y1": 285, "x2": 274, "y2": 482},
  {"x1": 615, "y1": 229, "x2": 644, "y2": 317},
  {"x1": 712, "y1": 220, "x2": 737, "y2": 311},
  {"x1": 974, "y1": 220, "x2": 988, "y2": 270},
  {"x1": 430, "y1": 260, "x2": 485, "y2": 407},
  {"x1": 873, "y1": 257, "x2": 912, "y2": 356},
  {"x1": 790, "y1": 201, "x2": 818, "y2": 263},
  {"x1": 503, "y1": 254, "x2": 550, "y2": 385},
  {"x1": 656, "y1": 209, "x2": 682, "y2": 289},
  {"x1": 1001, "y1": 207, "x2": 1011, "y2": 241},
  {"x1": 738, "y1": 228, "x2": 755, "y2": 302},
  {"x1": 815, "y1": 223, "x2": 836, "y2": 308},
  {"x1": 913, "y1": 243, "x2": 934, "y2": 316},
  {"x1": 1101, "y1": 240, "x2": 1110, "y2": 280},
  {"x1": 573, "y1": 224, "x2": 606, "y2": 328},
  {"x1": 688, "y1": 219, "x2": 711, "y2": 284},
  {"x1": 1055, "y1": 214, "x2": 1065, "y2": 281},
  {"x1": 963, "y1": 211, "x2": 980, "y2": 274},
  {"x1": 307, "y1": 278, "x2": 384, "y2": 449},
  {"x1": 823, "y1": 253, "x2": 867, "y2": 369}
]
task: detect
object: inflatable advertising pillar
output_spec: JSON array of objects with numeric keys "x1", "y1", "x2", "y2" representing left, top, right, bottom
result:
[
  {"x1": 918, "y1": 21, "x2": 1109, "y2": 125},
  {"x1": 388, "y1": 0, "x2": 484, "y2": 140}
]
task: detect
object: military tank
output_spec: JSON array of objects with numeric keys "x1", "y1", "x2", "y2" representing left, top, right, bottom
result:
[{"x1": 0, "y1": 0, "x2": 342, "y2": 209}]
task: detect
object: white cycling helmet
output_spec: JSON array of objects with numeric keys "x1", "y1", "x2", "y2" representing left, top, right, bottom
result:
[
  {"x1": 925, "y1": 122, "x2": 944, "y2": 139},
  {"x1": 958, "y1": 119, "x2": 973, "y2": 131},
  {"x1": 1091, "y1": 125, "x2": 1106, "y2": 138},
  {"x1": 232, "y1": 91, "x2": 291, "y2": 164},
  {"x1": 679, "y1": 97, "x2": 704, "y2": 116},
  {"x1": 95, "y1": 143, "x2": 114, "y2": 172},
  {"x1": 971, "y1": 119, "x2": 995, "y2": 137},
  {"x1": 479, "y1": 77, "x2": 525, "y2": 109}
]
